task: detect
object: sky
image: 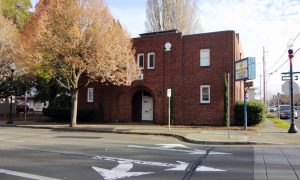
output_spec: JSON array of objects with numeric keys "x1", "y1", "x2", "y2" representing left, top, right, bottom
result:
[{"x1": 30, "y1": 0, "x2": 300, "y2": 99}]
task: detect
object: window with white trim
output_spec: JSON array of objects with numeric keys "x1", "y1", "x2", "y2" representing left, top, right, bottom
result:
[
  {"x1": 200, "y1": 85, "x2": 210, "y2": 103},
  {"x1": 147, "y1": 52, "x2": 155, "y2": 69},
  {"x1": 200, "y1": 49, "x2": 210, "y2": 66},
  {"x1": 137, "y1": 53, "x2": 144, "y2": 69},
  {"x1": 87, "y1": 88, "x2": 94, "y2": 103}
]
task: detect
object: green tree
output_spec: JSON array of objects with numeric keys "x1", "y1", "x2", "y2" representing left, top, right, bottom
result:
[
  {"x1": 0, "y1": 73, "x2": 36, "y2": 98},
  {"x1": 33, "y1": 74, "x2": 68, "y2": 103},
  {"x1": 0, "y1": 0, "x2": 32, "y2": 28}
]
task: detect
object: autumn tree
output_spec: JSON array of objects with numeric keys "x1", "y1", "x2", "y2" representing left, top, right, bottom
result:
[
  {"x1": 280, "y1": 94, "x2": 289, "y2": 105},
  {"x1": 23, "y1": 0, "x2": 138, "y2": 127},
  {"x1": 145, "y1": 0, "x2": 202, "y2": 34},
  {"x1": 0, "y1": 0, "x2": 32, "y2": 28},
  {"x1": 0, "y1": 15, "x2": 19, "y2": 94}
]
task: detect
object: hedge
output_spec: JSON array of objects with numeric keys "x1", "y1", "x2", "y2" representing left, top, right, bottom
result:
[
  {"x1": 43, "y1": 108, "x2": 100, "y2": 123},
  {"x1": 234, "y1": 100, "x2": 266, "y2": 126}
]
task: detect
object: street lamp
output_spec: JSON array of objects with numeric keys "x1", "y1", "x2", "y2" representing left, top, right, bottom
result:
[
  {"x1": 6, "y1": 63, "x2": 16, "y2": 124},
  {"x1": 277, "y1": 93, "x2": 280, "y2": 120},
  {"x1": 287, "y1": 43, "x2": 298, "y2": 133}
]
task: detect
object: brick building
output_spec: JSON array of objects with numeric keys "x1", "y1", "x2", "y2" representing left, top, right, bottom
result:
[{"x1": 78, "y1": 30, "x2": 244, "y2": 125}]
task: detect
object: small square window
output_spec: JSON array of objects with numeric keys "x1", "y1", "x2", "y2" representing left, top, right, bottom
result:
[
  {"x1": 87, "y1": 88, "x2": 94, "y2": 103},
  {"x1": 148, "y1": 52, "x2": 155, "y2": 69},
  {"x1": 200, "y1": 85, "x2": 210, "y2": 103},
  {"x1": 137, "y1": 53, "x2": 144, "y2": 69},
  {"x1": 200, "y1": 49, "x2": 210, "y2": 67}
]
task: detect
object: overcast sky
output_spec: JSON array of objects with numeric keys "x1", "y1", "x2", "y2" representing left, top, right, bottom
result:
[{"x1": 31, "y1": 0, "x2": 300, "y2": 98}]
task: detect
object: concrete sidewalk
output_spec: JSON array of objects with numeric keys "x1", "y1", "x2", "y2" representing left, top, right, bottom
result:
[{"x1": 0, "y1": 118, "x2": 299, "y2": 145}]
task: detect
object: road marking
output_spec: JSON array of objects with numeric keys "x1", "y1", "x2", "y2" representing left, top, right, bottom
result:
[
  {"x1": 93, "y1": 156, "x2": 226, "y2": 172},
  {"x1": 128, "y1": 144, "x2": 231, "y2": 155},
  {"x1": 0, "y1": 139, "x2": 24, "y2": 143},
  {"x1": 92, "y1": 162, "x2": 153, "y2": 180},
  {"x1": 156, "y1": 144, "x2": 189, "y2": 149},
  {"x1": 0, "y1": 168, "x2": 61, "y2": 180}
]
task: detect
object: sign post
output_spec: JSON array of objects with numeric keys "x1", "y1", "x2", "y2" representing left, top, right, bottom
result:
[
  {"x1": 227, "y1": 73, "x2": 230, "y2": 139},
  {"x1": 25, "y1": 91, "x2": 28, "y2": 121},
  {"x1": 244, "y1": 81, "x2": 247, "y2": 130},
  {"x1": 235, "y1": 57, "x2": 256, "y2": 130},
  {"x1": 167, "y1": 89, "x2": 171, "y2": 131}
]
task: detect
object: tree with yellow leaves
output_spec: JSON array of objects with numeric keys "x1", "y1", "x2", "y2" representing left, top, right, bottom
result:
[
  {"x1": 23, "y1": 0, "x2": 138, "y2": 127},
  {"x1": 0, "y1": 15, "x2": 18, "y2": 87}
]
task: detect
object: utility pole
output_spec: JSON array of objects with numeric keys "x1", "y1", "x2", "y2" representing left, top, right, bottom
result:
[
  {"x1": 260, "y1": 74, "x2": 262, "y2": 101},
  {"x1": 263, "y1": 47, "x2": 266, "y2": 106}
]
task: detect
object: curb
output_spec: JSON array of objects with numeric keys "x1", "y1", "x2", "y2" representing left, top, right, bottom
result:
[{"x1": 0, "y1": 124, "x2": 274, "y2": 145}]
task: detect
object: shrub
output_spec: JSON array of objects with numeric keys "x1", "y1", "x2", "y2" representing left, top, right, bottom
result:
[
  {"x1": 48, "y1": 94, "x2": 71, "y2": 109},
  {"x1": 77, "y1": 109, "x2": 98, "y2": 122},
  {"x1": 234, "y1": 100, "x2": 266, "y2": 126},
  {"x1": 43, "y1": 108, "x2": 70, "y2": 121},
  {"x1": 43, "y1": 94, "x2": 102, "y2": 123},
  {"x1": 43, "y1": 108, "x2": 99, "y2": 123}
]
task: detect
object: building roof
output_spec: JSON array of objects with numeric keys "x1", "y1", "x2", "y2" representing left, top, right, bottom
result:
[{"x1": 139, "y1": 29, "x2": 180, "y2": 37}]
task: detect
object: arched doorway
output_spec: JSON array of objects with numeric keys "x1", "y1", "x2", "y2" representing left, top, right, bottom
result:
[{"x1": 132, "y1": 90, "x2": 153, "y2": 122}]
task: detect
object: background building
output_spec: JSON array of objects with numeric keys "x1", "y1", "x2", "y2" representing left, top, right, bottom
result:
[{"x1": 282, "y1": 81, "x2": 299, "y2": 95}]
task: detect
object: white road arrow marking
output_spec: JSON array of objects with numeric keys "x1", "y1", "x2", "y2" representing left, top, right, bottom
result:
[
  {"x1": 128, "y1": 145, "x2": 231, "y2": 155},
  {"x1": 0, "y1": 168, "x2": 61, "y2": 180},
  {"x1": 92, "y1": 156, "x2": 226, "y2": 172},
  {"x1": 92, "y1": 162, "x2": 153, "y2": 180}
]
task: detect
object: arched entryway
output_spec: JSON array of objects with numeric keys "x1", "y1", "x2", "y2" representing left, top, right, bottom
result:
[{"x1": 132, "y1": 90, "x2": 153, "y2": 122}]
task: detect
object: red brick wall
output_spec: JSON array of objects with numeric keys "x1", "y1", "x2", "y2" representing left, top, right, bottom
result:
[{"x1": 78, "y1": 30, "x2": 243, "y2": 125}]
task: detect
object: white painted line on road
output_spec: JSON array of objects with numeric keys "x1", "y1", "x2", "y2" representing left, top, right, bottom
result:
[
  {"x1": 196, "y1": 166, "x2": 226, "y2": 172},
  {"x1": 0, "y1": 168, "x2": 62, "y2": 180},
  {"x1": 92, "y1": 162, "x2": 153, "y2": 180},
  {"x1": 156, "y1": 144, "x2": 189, "y2": 149},
  {"x1": 0, "y1": 139, "x2": 24, "y2": 143},
  {"x1": 128, "y1": 145, "x2": 231, "y2": 155}
]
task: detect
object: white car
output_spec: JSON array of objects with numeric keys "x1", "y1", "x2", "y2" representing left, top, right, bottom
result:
[{"x1": 268, "y1": 106, "x2": 276, "y2": 112}]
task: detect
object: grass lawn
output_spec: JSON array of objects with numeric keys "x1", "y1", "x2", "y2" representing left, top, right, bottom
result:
[{"x1": 267, "y1": 115, "x2": 290, "y2": 129}]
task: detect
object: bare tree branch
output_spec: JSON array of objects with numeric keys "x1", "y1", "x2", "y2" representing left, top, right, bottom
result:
[{"x1": 145, "y1": 0, "x2": 202, "y2": 34}]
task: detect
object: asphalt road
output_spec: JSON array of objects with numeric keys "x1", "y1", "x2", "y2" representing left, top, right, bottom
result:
[{"x1": 0, "y1": 126, "x2": 299, "y2": 180}]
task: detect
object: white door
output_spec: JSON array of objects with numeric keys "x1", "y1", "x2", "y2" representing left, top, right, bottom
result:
[{"x1": 142, "y1": 95, "x2": 153, "y2": 121}]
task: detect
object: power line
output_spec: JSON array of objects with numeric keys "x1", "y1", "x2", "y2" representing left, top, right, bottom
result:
[
  {"x1": 268, "y1": 47, "x2": 300, "y2": 77},
  {"x1": 267, "y1": 31, "x2": 300, "y2": 73}
]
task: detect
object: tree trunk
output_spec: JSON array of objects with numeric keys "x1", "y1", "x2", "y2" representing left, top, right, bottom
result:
[{"x1": 70, "y1": 89, "x2": 78, "y2": 127}]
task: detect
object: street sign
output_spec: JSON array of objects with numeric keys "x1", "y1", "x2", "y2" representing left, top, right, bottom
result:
[
  {"x1": 167, "y1": 89, "x2": 171, "y2": 97},
  {"x1": 235, "y1": 57, "x2": 256, "y2": 81},
  {"x1": 282, "y1": 75, "x2": 298, "y2": 81},
  {"x1": 281, "y1": 72, "x2": 300, "y2": 75},
  {"x1": 245, "y1": 81, "x2": 253, "y2": 88}
]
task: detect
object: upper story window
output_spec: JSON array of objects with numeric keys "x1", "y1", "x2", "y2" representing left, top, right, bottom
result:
[
  {"x1": 87, "y1": 88, "x2": 94, "y2": 103},
  {"x1": 147, "y1": 52, "x2": 155, "y2": 69},
  {"x1": 137, "y1": 53, "x2": 144, "y2": 69},
  {"x1": 200, "y1": 49, "x2": 210, "y2": 67},
  {"x1": 200, "y1": 85, "x2": 210, "y2": 103}
]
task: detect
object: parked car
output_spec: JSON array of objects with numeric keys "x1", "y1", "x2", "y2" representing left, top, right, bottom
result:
[
  {"x1": 16, "y1": 104, "x2": 34, "y2": 114},
  {"x1": 279, "y1": 105, "x2": 298, "y2": 119},
  {"x1": 268, "y1": 106, "x2": 277, "y2": 112}
]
